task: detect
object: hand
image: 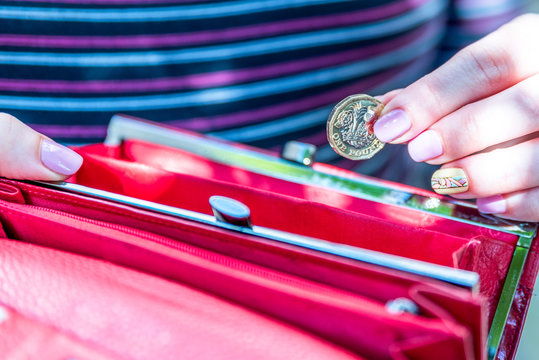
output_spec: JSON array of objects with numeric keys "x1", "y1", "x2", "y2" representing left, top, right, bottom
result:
[
  {"x1": 0, "y1": 113, "x2": 82, "y2": 181},
  {"x1": 373, "y1": 14, "x2": 539, "y2": 222}
]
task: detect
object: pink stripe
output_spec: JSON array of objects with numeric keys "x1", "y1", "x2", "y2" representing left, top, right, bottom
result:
[
  {"x1": 155, "y1": 68, "x2": 405, "y2": 131},
  {"x1": 29, "y1": 124, "x2": 109, "y2": 138},
  {"x1": 28, "y1": 51, "x2": 435, "y2": 139},
  {"x1": 12, "y1": 0, "x2": 203, "y2": 4},
  {"x1": 28, "y1": 45, "x2": 437, "y2": 140},
  {"x1": 28, "y1": 68, "x2": 400, "y2": 139},
  {"x1": 0, "y1": 1, "x2": 424, "y2": 49},
  {"x1": 0, "y1": 24, "x2": 433, "y2": 94},
  {"x1": 456, "y1": 10, "x2": 520, "y2": 34},
  {"x1": 455, "y1": 0, "x2": 514, "y2": 10},
  {"x1": 175, "y1": 49, "x2": 435, "y2": 131}
]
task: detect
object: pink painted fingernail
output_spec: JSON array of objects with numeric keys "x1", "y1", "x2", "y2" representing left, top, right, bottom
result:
[
  {"x1": 40, "y1": 139, "x2": 83, "y2": 176},
  {"x1": 373, "y1": 109, "x2": 412, "y2": 142},
  {"x1": 477, "y1": 195, "x2": 507, "y2": 214},
  {"x1": 408, "y1": 130, "x2": 443, "y2": 162}
]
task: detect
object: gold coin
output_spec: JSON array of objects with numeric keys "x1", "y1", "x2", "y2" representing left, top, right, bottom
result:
[{"x1": 327, "y1": 94, "x2": 385, "y2": 160}]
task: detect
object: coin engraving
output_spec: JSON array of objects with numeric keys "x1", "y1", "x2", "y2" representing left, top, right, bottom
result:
[{"x1": 327, "y1": 94, "x2": 385, "y2": 160}]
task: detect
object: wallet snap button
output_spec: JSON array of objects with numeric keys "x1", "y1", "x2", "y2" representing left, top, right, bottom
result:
[
  {"x1": 385, "y1": 298, "x2": 419, "y2": 315},
  {"x1": 209, "y1": 196, "x2": 252, "y2": 228}
]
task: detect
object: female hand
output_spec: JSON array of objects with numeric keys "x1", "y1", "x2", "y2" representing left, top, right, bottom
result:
[
  {"x1": 373, "y1": 14, "x2": 539, "y2": 222},
  {"x1": 0, "y1": 113, "x2": 82, "y2": 181}
]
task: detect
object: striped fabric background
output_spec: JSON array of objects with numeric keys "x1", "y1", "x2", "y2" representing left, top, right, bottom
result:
[{"x1": 0, "y1": 0, "x2": 525, "y2": 185}]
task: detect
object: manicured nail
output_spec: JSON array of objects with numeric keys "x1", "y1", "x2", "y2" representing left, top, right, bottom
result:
[
  {"x1": 40, "y1": 139, "x2": 83, "y2": 176},
  {"x1": 431, "y1": 168, "x2": 469, "y2": 194},
  {"x1": 408, "y1": 130, "x2": 443, "y2": 162},
  {"x1": 477, "y1": 195, "x2": 507, "y2": 214},
  {"x1": 373, "y1": 109, "x2": 412, "y2": 142}
]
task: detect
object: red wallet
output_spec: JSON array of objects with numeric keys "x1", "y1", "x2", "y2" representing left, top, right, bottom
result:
[{"x1": 0, "y1": 115, "x2": 536, "y2": 360}]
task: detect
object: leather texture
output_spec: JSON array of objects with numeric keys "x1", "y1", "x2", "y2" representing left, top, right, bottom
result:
[
  {"x1": 496, "y1": 245, "x2": 539, "y2": 360},
  {"x1": 0, "y1": 179, "x2": 483, "y2": 359},
  {"x1": 0, "y1": 127, "x2": 535, "y2": 359},
  {"x1": 71, "y1": 136, "x2": 539, "y2": 360},
  {"x1": 0, "y1": 239, "x2": 362, "y2": 360},
  {"x1": 73, "y1": 141, "x2": 517, "y2": 326},
  {"x1": 0, "y1": 303, "x2": 117, "y2": 360}
]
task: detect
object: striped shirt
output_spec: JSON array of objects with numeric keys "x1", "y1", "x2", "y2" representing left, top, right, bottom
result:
[{"x1": 0, "y1": 0, "x2": 524, "y2": 186}]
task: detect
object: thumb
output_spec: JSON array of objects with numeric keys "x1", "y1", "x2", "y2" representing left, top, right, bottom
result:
[{"x1": 0, "y1": 113, "x2": 83, "y2": 181}]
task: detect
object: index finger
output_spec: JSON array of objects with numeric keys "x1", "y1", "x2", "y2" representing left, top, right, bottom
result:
[{"x1": 373, "y1": 14, "x2": 539, "y2": 144}]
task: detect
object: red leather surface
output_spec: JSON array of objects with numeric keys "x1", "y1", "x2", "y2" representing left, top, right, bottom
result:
[
  {"x1": 0, "y1": 304, "x2": 118, "y2": 360},
  {"x1": 73, "y1": 152, "x2": 468, "y2": 265},
  {"x1": 70, "y1": 145, "x2": 515, "y2": 325},
  {"x1": 453, "y1": 237, "x2": 516, "y2": 325},
  {"x1": 0, "y1": 239, "x2": 364, "y2": 360},
  {"x1": 5, "y1": 130, "x2": 532, "y2": 359},
  {"x1": 0, "y1": 193, "x2": 483, "y2": 359},
  {"x1": 0, "y1": 180, "x2": 469, "y2": 304},
  {"x1": 121, "y1": 139, "x2": 516, "y2": 245}
]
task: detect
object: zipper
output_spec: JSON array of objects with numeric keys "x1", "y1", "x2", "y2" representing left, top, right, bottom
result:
[
  {"x1": 13, "y1": 202, "x2": 393, "y2": 308},
  {"x1": 25, "y1": 179, "x2": 481, "y2": 290}
]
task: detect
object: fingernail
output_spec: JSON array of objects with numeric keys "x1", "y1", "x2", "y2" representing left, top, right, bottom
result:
[
  {"x1": 431, "y1": 168, "x2": 469, "y2": 194},
  {"x1": 477, "y1": 195, "x2": 506, "y2": 214},
  {"x1": 408, "y1": 130, "x2": 443, "y2": 162},
  {"x1": 40, "y1": 139, "x2": 83, "y2": 176},
  {"x1": 373, "y1": 109, "x2": 412, "y2": 142}
]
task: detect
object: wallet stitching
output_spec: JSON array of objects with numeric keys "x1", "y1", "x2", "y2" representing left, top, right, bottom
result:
[{"x1": 22, "y1": 187, "x2": 190, "y2": 228}]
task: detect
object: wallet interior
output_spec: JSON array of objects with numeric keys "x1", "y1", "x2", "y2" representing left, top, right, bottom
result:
[
  {"x1": 0, "y1": 117, "x2": 535, "y2": 359},
  {"x1": 70, "y1": 139, "x2": 518, "y2": 327},
  {"x1": 0, "y1": 179, "x2": 481, "y2": 360}
]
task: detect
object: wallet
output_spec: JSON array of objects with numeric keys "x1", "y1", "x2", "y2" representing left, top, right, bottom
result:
[{"x1": 0, "y1": 115, "x2": 537, "y2": 360}]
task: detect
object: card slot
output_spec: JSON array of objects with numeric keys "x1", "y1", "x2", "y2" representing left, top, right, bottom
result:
[
  {"x1": 2, "y1": 179, "x2": 468, "y2": 305},
  {"x1": 0, "y1": 199, "x2": 476, "y2": 360},
  {"x1": 0, "y1": 171, "x2": 511, "y2": 334},
  {"x1": 117, "y1": 139, "x2": 516, "y2": 245},
  {"x1": 76, "y1": 143, "x2": 519, "y2": 308},
  {"x1": 0, "y1": 197, "x2": 447, "y2": 312},
  {"x1": 72, "y1": 152, "x2": 475, "y2": 268},
  {"x1": 66, "y1": 152, "x2": 516, "y2": 331}
]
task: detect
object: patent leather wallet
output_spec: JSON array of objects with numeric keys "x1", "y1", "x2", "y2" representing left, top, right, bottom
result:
[{"x1": 0, "y1": 115, "x2": 536, "y2": 360}]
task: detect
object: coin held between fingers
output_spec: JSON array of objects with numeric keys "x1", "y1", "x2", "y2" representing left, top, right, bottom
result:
[{"x1": 327, "y1": 94, "x2": 385, "y2": 160}]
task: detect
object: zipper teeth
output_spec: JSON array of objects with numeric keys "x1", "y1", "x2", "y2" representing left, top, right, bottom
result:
[{"x1": 24, "y1": 203, "x2": 381, "y2": 304}]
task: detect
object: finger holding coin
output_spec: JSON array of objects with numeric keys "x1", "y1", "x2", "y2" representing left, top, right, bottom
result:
[
  {"x1": 372, "y1": 15, "x2": 539, "y2": 146},
  {"x1": 367, "y1": 15, "x2": 539, "y2": 222}
]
